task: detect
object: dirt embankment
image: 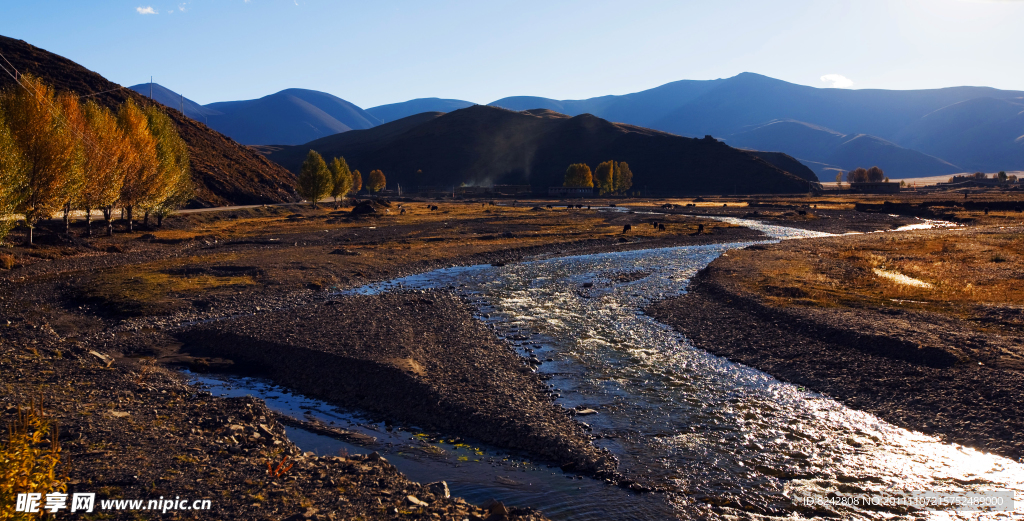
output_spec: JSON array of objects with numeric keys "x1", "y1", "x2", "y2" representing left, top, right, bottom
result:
[
  {"x1": 116, "y1": 291, "x2": 618, "y2": 477},
  {"x1": 648, "y1": 227, "x2": 1024, "y2": 459},
  {"x1": 0, "y1": 325, "x2": 544, "y2": 521}
]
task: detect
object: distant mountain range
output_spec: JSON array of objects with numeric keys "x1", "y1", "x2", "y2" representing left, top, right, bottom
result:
[
  {"x1": 488, "y1": 73, "x2": 1024, "y2": 179},
  {"x1": 366, "y1": 98, "x2": 475, "y2": 123},
  {"x1": 257, "y1": 105, "x2": 814, "y2": 195},
  {"x1": 135, "y1": 73, "x2": 1024, "y2": 181},
  {"x1": 130, "y1": 84, "x2": 380, "y2": 146}
]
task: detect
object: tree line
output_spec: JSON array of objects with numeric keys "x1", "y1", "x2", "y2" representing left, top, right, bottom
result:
[
  {"x1": 0, "y1": 74, "x2": 192, "y2": 244},
  {"x1": 296, "y1": 150, "x2": 386, "y2": 208},
  {"x1": 563, "y1": 161, "x2": 634, "y2": 194},
  {"x1": 835, "y1": 166, "x2": 888, "y2": 184}
]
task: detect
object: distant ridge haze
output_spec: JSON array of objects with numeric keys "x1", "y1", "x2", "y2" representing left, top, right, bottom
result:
[{"x1": 139, "y1": 73, "x2": 1024, "y2": 180}]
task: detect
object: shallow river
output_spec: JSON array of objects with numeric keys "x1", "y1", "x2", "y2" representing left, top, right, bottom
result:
[{"x1": 195, "y1": 218, "x2": 1023, "y2": 520}]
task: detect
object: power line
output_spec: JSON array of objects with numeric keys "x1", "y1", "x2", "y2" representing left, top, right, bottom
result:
[
  {"x1": 0, "y1": 50, "x2": 120, "y2": 166},
  {"x1": 79, "y1": 86, "x2": 129, "y2": 98}
]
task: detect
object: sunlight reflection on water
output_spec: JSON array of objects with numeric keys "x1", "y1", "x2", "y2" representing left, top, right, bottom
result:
[{"x1": 344, "y1": 217, "x2": 1022, "y2": 519}]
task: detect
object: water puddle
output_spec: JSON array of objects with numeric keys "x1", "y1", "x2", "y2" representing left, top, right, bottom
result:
[{"x1": 189, "y1": 372, "x2": 667, "y2": 520}]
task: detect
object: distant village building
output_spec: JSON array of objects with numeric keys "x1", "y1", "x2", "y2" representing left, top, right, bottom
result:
[
  {"x1": 548, "y1": 186, "x2": 594, "y2": 197},
  {"x1": 848, "y1": 182, "x2": 900, "y2": 194},
  {"x1": 493, "y1": 184, "x2": 532, "y2": 195},
  {"x1": 943, "y1": 174, "x2": 1018, "y2": 188},
  {"x1": 455, "y1": 186, "x2": 490, "y2": 196}
]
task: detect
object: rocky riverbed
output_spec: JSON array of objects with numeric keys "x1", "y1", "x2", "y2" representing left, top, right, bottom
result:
[
  {"x1": 647, "y1": 225, "x2": 1024, "y2": 460},
  {"x1": 1, "y1": 202, "x2": 759, "y2": 519}
]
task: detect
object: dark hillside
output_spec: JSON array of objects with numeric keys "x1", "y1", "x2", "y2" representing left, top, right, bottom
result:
[
  {"x1": 0, "y1": 35, "x2": 298, "y2": 207},
  {"x1": 743, "y1": 151, "x2": 818, "y2": 182},
  {"x1": 261, "y1": 105, "x2": 811, "y2": 195}
]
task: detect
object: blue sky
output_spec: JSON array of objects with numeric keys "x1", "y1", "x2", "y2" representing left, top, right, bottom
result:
[{"x1": 2, "y1": 0, "x2": 1022, "y2": 107}]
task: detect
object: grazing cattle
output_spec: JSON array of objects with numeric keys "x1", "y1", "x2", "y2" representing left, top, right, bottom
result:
[
  {"x1": 429, "y1": 205, "x2": 439, "y2": 211},
  {"x1": 587, "y1": 206, "x2": 591, "y2": 210},
  {"x1": 984, "y1": 207, "x2": 990, "y2": 215},
  {"x1": 546, "y1": 205, "x2": 554, "y2": 209},
  {"x1": 697, "y1": 224, "x2": 704, "y2": 234},
  {"x1": 797, "y1": 210, "x2": 807, "y2": 216},
  {"x1": 658, "y1": 223, "x2": 665, "y2": 231},
  {"x1": 651, "y1": 221, "x2": 659, "y2": 229},
  {"x1": 622, "y1": 224, "x2": 632, "y2": 233},
  {"x1": 400, "y1": 208, "x2": 406, "y2": 215}
]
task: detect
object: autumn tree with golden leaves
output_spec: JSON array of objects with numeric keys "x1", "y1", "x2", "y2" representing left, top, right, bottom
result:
[
  {"x1": 367, "y1": 169, "x2": 386, "y2": 193},
  {"x1": 297, "y1": 150, "x2": 332, "y2": 208},
  {"x1": 0, "y1": 74, "x2": 82, "y2": 244},
  {"x1": 594, "y1": 161, "x2": 615, "y2": 195},
  {"x1": 613, "y1": 161, "x2": 633, "y2": 194},
  {"x1": 145, "y1": 105, "x2": 192, "y2": 226},
  {"x1": 0, "y1": 107, "x2": 26, "y2": 244},
  {"x1": 563, "y1": 163, "x2": 593, "y2": 188},
  {"x1": 329, "y1": 157, "x2": 352, "y2": 208},
  {"x1": 79, "y1": 100, "x2": 129, "y2": 236},
  {"x1": 351, "y1": 169, "x2": 363, "y2": 195},
  {"x1": 117, "y1": 99, "x2": 159, "y2": 232}
]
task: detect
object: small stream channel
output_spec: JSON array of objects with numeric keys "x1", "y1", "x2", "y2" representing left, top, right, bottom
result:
[{"x1": 193, "y1": 218, "x2": 1022, "y2": 519}]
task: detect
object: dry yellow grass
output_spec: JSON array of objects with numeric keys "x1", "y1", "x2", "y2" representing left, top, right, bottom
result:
[
  {"x1": 76, "y1": 202, "x2": 738, "y2": 314},
  {"x1": 743, "y1": 231, "x2": 1024, "y2": 313},
  {"x1": 0, "y1": 400, "x2": 65, "y2": 521}
]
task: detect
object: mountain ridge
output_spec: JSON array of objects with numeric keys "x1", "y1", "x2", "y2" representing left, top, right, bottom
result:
[
  {"x1": 133, "y1": 72, "x2": 1024, "y2": 179},
  {"x1": 259, "y1": 105, "x2": 814, "y2": 195}
]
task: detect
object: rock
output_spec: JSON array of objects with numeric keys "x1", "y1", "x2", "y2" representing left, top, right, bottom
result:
[
  {"x1": 351, "y1": 203, "x2": 376, "y2": 215},
  {"x1": 88, "y1": 350, "x2": 113, "y2": 367},
  {"x1": 426, "y1": 481, "x2": 450, "y2": 498},
  {"x1": 405, "y1": 495, "x2": 429, "y2": 507},
  {"x1": 481, "y1": 499, "x2": 509, "y2": 517},
  {"x1": 575, "y1": 408, "x2": 598, "y2": 416},
  {"x1": 329, "y1": 248, "x2": 359, "y2": 256}
]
